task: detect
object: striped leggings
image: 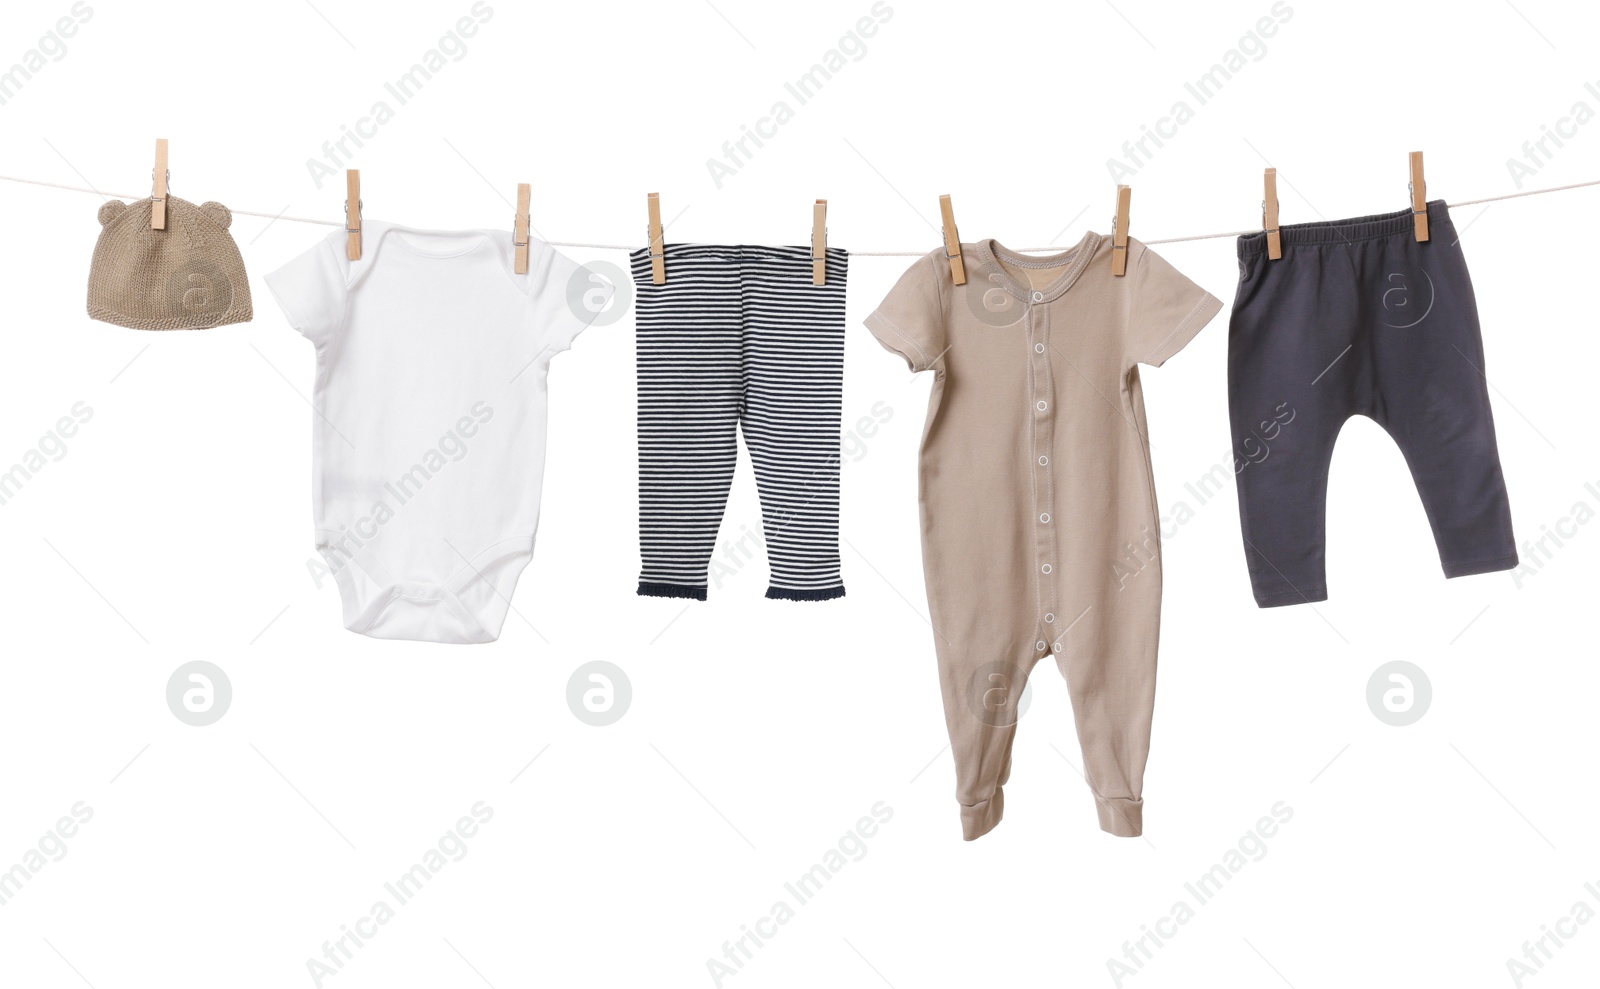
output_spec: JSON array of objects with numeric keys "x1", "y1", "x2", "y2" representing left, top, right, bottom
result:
[{"x1": 629, "y1": 244, "x2": 848, "y2": 601}]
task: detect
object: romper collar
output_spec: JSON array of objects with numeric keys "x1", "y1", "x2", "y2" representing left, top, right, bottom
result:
[{"x1": 973, "y1": 230, "x2": 1104, "y2": 304}]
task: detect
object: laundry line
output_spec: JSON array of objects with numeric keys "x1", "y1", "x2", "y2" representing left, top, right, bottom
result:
[{"x1": 3, "y1": 172, "x2": 1598, "y2": 256}]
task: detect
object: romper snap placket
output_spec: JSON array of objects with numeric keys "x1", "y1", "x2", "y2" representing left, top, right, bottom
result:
[
  {"x1": 988, "y1": 233, "x2": 1098, "y2": 661},
  {"x1": 1025, "y1": 289, "x2": 1060, "y2": 657}
]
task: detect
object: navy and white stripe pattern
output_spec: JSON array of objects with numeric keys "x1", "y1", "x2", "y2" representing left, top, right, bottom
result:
[{"x1": 629, "y1": 244, "x2": 848, "y2": 601}]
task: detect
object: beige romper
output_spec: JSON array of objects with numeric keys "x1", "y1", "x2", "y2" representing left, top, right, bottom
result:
[{"x1": 865, "y1": 232, "x2": 1221, "y2": 840}]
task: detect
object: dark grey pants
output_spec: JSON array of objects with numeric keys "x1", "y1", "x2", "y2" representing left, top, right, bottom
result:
[{"x1": 1228, "y1": 201, "x2": 1517, "y2": 607}]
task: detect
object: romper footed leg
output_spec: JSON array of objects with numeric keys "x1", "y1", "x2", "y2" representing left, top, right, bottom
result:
[
  {"x1": 1059, "y1": 616, "x2": 1156, "y2": 838},
  {"x1": 940, "y1": 649, "x2": 1032, "y2": 840}
]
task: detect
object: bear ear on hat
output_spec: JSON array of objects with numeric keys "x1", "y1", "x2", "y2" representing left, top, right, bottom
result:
[
  {"x1": 199, "y1": 201, "x2": 232, "y2": 229},
  {"x1": 98, "y1": 200, "x2": 127, "y2": 226}
]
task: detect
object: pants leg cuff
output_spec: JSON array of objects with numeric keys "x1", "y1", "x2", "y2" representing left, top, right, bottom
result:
[
  {"x1": 1096, "y1": 796, "x2": 1144, "y2": 837},
  {"x1": 637, "y1": 581, "x2": 707, "y2": 601},
  {"x1": 765, "y1": 584, "x2": 845, "y2": 601},
  {"x1": 1443, "y1": 553, "x2": 1519, "y2": 578},
  {"x1": 1252, "y1": 584, "x2": 1327, "y2": 608},
  {"x1": 960, "y1": 788, "x2": 1004, "y2": 841}
]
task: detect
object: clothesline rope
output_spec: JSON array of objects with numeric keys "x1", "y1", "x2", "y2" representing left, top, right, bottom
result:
[{"x1": 3, "y1": 172, "x2": 1597, "y2": 255}]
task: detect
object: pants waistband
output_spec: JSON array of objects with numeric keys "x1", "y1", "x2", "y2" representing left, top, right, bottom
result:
[
  {"x1": 1238, "y1": 200, "x2": 1452, "y2": 257},
  {"x1": 627, "y1": 244, "x2": 849, "y2": 262}
]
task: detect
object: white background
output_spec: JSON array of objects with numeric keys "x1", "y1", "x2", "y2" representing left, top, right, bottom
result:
[{"x1": 1, "y1": 1, "x2": 1597, "y2": 986}]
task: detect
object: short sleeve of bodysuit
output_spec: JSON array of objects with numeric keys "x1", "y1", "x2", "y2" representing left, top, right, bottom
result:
[
  {"x1": 527, "y1": 241, "x2": 610, "y2": 362},
  {"x1": 864, "y1": 251, "x2": 948, "y2": 373},
  {"x1": 264, "y1": 235, "x2": 348, "y2": 346},
  {"x1": 1125, "y1": 242, "x2": 1223, "y2": 367}
]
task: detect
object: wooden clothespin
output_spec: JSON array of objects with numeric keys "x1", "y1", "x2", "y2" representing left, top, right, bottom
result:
[
  {"x1": 1111, "y1": 185, "x2": 1132, "y2": 276},
  {"x1": 344, "y1": 170, "x2": 362, "y2": 261},
  {"x1": 1409, "y1": 151, "x2": 1429, "y2": 242},
  {"x1": 151, "y1": 138, "x2": 169, "y2": 230},
  {"x1": 646, "y1": 192, "x2": 666, "y2": 285},
  {"x1": 938, "y1": 194, "x2": 965, "y2": 285},
  {"x1": 811, "y1": 199, "x2": 828, "y2": 286},
  {"x1": 513, "y1": 182, "x2": 532, "y2": 274},
  {"x1": 1263, "y1": 168, "x2": 1282, "y2": 260}
]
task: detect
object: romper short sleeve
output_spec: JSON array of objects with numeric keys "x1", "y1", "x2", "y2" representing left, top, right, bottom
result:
[
  {"x1": 529, "y1": 241, "x2": 614, "y2": 362},
  {"x1": 1125, "y1": 240, "x2": 1223, "y2": 367},
  {"x1": 264, "y1": 232, "x2": 348, "y2": 345},
  {"x1": 865, "y1": 251, "x2": 949, "y2": 373}
]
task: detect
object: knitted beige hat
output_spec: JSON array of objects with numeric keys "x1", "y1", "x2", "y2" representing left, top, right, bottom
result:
[{"x1": 87, "y1": 195, "x2": 252, "y2": 330}]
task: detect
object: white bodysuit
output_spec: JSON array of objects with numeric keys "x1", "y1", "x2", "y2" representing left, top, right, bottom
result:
[{"x1": 266, "y1": 222, "x2": 604, "y2": 643}]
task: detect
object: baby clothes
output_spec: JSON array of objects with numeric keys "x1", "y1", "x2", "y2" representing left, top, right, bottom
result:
[
  {"x1": 266, "y1": 222, "x2": 605, "y2": 643},
  {"x1": 88, "y1": 195, "x2": 252, "y2": 330},
  {"x1": 1229, "y1": 201, "x2": 1517, "y2": 606},
  {"x1": 867, "y1": 232, "x2": 1221, "y2": 839},
  {"x1": 629, "y1": 244, "x2": 849, "y2": 601}
]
